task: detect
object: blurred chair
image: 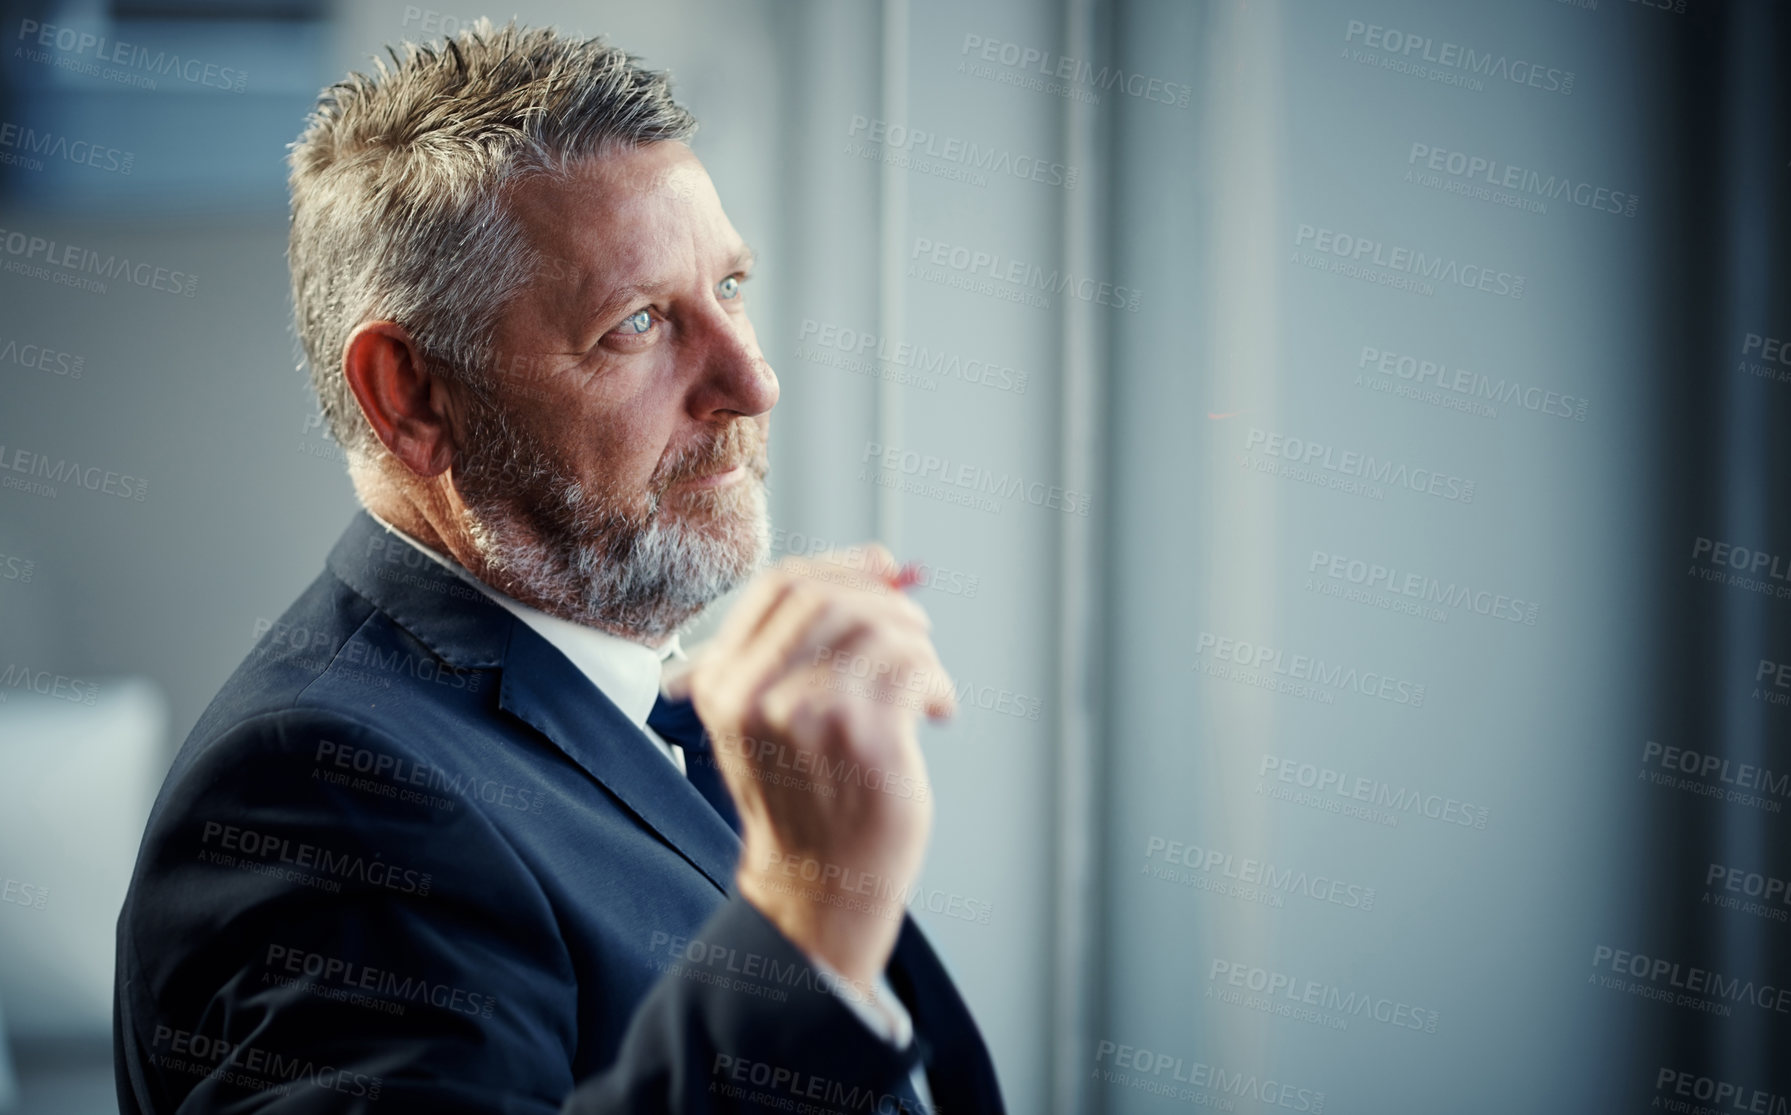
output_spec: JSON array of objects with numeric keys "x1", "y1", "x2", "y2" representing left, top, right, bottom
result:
[{"x1": 0, "y1": 678, "x2": 166, "y2": 1114}]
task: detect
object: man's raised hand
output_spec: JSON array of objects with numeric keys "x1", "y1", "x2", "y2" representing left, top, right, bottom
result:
[{"x1": 667, "y1": 545, "x2": 956, "y2": 987}]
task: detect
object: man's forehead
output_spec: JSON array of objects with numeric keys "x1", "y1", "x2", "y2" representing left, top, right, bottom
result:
[
  {"x1": 595, "y1": 153, "x2": 708, "y2": 205},
  {"x1": 505, "y1": 147, "x2": 744, "y2": 320},
  {"x1": 518, "y1": 144, "x2": 710, "y2": 224}
]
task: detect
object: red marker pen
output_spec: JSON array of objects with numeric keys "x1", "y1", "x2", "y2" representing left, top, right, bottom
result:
[{"x1": 889, "y1": 561, "x2": 924, "y2": 592}]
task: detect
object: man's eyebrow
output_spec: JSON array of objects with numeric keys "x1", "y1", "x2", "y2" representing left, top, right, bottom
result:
[
  {"x1": 587, "y1": 281, "x2": 660, "y2": 328},
  {"x1": 583, "y1": 247, "x2": 758, "y2": 329}
]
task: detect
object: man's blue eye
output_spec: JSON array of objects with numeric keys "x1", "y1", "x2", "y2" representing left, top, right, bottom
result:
[
  {"x1": 619, "y1": 309, "x2": 652, "y2": 335},
  {"x1": 718, "y1": 275, "x2": 741, "y2": 300}
]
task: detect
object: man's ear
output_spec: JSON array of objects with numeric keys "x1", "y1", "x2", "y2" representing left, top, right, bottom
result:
[{"x1": 342, "y1": 322, "x2": 460, "y2": 478}]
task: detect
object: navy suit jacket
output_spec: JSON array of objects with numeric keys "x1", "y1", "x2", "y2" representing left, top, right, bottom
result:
[{"x1": 114, "y1": 511, "x2": 1005, "y2": 1114}]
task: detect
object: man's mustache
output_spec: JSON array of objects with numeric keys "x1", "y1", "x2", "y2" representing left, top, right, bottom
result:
[{"x1": 654, "y1": 421, "x2": 768, "y2": 489}]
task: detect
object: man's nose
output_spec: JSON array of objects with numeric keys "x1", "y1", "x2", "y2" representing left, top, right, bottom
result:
[{"x1": 693, "y1": 323, "x2": 779, "y2": 418}]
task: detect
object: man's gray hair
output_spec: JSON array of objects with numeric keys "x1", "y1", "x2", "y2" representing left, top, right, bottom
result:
[{"x1": 287, "y1": 19, "x2": 697, "y2": 463}]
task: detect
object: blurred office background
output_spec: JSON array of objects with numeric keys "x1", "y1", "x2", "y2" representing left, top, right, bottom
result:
[{"x1": 0, "y1": 0, "x2": 1786, "y2": 1111}]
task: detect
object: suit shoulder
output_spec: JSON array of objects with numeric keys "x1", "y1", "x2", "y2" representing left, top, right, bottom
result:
[
  {"x1": 122, "y1": 702, "x2": 556, "y2": 973},
  {"x1": 178, "y1": 567, "x2": 492, "y2": 781},
  {"x1": 182, "y1": 568, "x2": 377, "y2": 747}
]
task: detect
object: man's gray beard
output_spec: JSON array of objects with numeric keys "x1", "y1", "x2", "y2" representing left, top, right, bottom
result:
[{"x1": 451, "y1": 399, "x2": 769, "y2": 642}]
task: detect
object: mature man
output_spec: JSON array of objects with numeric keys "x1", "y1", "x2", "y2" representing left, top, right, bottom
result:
[{"x1": 114, "y1": 21, "x2": 1005, "y2": 1114}]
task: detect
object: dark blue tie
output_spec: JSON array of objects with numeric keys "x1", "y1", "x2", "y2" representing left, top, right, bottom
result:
[{"x1": 646, "y1": 692, "x2": 742, "y2": 836}]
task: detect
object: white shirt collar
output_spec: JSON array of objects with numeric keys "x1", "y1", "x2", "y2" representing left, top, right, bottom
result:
[{"x1": 363, "y1": 510, "x2": 682, "y2": 733}]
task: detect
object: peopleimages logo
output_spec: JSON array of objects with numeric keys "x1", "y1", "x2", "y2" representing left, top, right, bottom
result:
[
  {"x1": 149, "y1": 1025, "x2": 381, "y2": 1101},
  {"x1": 909, "y1": 236, "x2": 1142, "y2": 312},
  {"x1": 1208, "y1": 959, "x2": 1440, "y2": 1034},
  {"x1": 796, "y1": 319, "x2": 1029, "y2": 395},
  {"x1": 0, "y1": 551, "x2": 35, "y2": 583},
  {"x1": 847, "y1": 115, "x2": 1078, "y2": 189},
  {"x1": 0, "y1": 331, "x2": 83, "y2": 378},
  {"x1": 1343, "y1": 20, "x2": 1575, "y2": 96},
  {"x1": 1293, "y1": 224, "x2": 1526, "y2": 299},
  {"x1": 1358, "y1": 345, "x2": 1588, "y2": 422},
  {"x1": 1143, "y1": 835, "x2": 1378, "y2": 910},
  {"x1": 0, "y1": 877, "x2": 49, "y2": 911},
  {"x1": 1245, "y1": 427, "x2": 1476, "y2": 504},
  {"x1": 1591, "y1": 944, "x2": 1791, "y2": 1018},
  {"x1": 1640, "y1": 739, "x2": 1790, "y2": 814},
  {"x1": 1757, "y1": 659, "x2": 1791, "y2": 709},
  {"x1": 1739, "y1": 331, "x2": 1791, "y2": 386},
  {"x1": 0, "y1": 225, "x2": 198, "y2": 297},
  {"x1": 1406, "y1": 142, "x2": 1636, "y2": 217},
  {"x1": 768, "y1": 525, "x2": 982, "y2": 599},
  {"x1": 262, "y1": 943, "x2": 497, "y2": 1019},
  {"x1": 1688, "y1": 535, "x2": 1791, "y2": 600},
  {"x1": 1258, "y1": 755, "x2": 1491, "y2": 830},
  {"x1": 0, "y1": 663, "x2": 99, "y2": 706},
  {"x1": 0, "y1": 121, "x2": 133, "y2": 174},
  {"x1": 1192, "y1": 630, "x2": 1427, "y2": 707},
  {"x1": 860, "y1": 441, "x2": 1092, "y2": 516},
  {"x1": 1704, "y1": 863, "x2": 1791, "y2": 924},
  {"x1": 15, "y1": 18, "x2": 248, "y2": 92},
  {"x1": 1652, "y1": 1070, "x2": 1786, "y2": 1115},
  {"x1": 0, "y1": 439, "x2": 150, "y2": 501},
  {"x1": 198, "y1": 821, "x2": 434, "y2": 897},
  {"x1": 1308, "y1": 548, "x2": 1540, "y2": 625},
  {"x1": 959, "y1": 33, "x2": 1192, "y2": 108},
  {"x1": 1092, "y1": 1041, "x2": 1326, "y2": 1112}
]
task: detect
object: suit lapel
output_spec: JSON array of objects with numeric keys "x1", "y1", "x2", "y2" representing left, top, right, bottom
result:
[
  {"x1": 327, "y1": 511, "x2": 741, "y2": 897},
  {"x1": 497, "y1": 617, "x2": 742, "y2": 896}
]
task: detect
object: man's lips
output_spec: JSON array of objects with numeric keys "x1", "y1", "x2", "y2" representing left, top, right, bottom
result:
[
  {"x1": 669, "y1": 454, "x2": 759, "y2": 489},
  {"x1": 676, "y1": 464, "x2": 745, "y2": 489}
]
